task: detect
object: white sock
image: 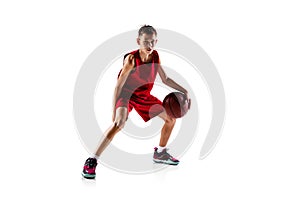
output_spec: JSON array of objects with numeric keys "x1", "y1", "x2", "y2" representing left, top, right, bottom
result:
[
  {"x1": 157, "y1": 146, "x2": 166, "y2": 153},
  {"x1": 92, "y1": 155, "x2": 99, "y2": 160}
]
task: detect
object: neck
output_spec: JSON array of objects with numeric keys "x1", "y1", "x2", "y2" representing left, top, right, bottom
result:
[{"x1": 139, "y1": 50, "x2": 152, "y2": 62}]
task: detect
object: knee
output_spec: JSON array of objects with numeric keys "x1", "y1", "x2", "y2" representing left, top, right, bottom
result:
[
  {"x1": 165, "y1": 116, "x2": 176, "y2": 126},
  {"x1": 113, "y1": 118, "x2": 126, "y2": 130},
  {"x1": 106, "y1": 119, "x2": 126, "y2": 140}
]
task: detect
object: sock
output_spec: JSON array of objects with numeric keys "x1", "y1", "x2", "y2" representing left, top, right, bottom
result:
[
  {"x1": 157, "y1": 146, "x2": 166, "y2": 153},
  {"x1": 92, "y1": 154, "x2": 99, "y2": 160}
]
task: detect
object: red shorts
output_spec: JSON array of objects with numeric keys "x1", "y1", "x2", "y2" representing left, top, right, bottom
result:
[{"x1": 115, "y1": 94, "x2": 164, "y2": 122}]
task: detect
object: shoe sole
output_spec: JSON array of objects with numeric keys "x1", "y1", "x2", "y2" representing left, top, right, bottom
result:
[
  {"x1": 153, "y1": 159, "x2": 179, "y2": 165},
  {"x1": 81, "y1": 172, "x2": 96, "y2": 179}
]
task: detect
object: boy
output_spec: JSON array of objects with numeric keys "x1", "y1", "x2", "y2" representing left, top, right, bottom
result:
[{"x1": 82, "y1": 25, "x2": 190, "y2": 179}]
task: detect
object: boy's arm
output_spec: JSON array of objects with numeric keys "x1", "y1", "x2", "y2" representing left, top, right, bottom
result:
[
  {"x1": 157, "y1": 59, "x2": 191, "y2": 108},
  {"x1": 112, "y1": 54, "x2": 135, "y2": 122}
]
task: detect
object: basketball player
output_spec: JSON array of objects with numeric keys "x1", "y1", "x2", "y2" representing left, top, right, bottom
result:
[{"x1": 82, "y1": 25, "x2": 191, "y2": 179}]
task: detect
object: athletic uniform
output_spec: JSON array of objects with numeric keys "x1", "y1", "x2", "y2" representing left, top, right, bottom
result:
[{"x1": 115, "y1": 50, "x2": 164, "y2": 122}]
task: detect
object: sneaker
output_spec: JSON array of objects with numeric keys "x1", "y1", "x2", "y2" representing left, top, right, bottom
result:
[
  {"x1": 82, "y1": 157, "x2": 97, "y2": 179},
  {"x1": 153, "y1": 147, "x2": 180, "y2": 165}
]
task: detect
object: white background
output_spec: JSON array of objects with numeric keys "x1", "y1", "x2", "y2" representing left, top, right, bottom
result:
[{"x1": 1, "y1": 0, "x2": 300, "y2": 199}]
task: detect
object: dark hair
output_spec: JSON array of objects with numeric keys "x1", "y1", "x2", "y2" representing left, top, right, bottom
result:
[{"x1": 138, "y1": 25, "x2": 157, "y2": 36}]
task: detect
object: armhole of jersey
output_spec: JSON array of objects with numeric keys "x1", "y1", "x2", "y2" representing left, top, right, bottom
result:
[
  {"x1": 123, "y1": 53, "x2": 136, "y2": 73},
  {"x1": 154, "y1": 50, "x2": 159, "y2": 63},
  {"x1": 123, "y1": 53, "x2": 130, "y2": 65}
]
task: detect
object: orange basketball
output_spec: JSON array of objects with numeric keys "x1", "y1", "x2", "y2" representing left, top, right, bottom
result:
[{"x1": 163, "y1": 92, "x2": 190, "y2": 118}]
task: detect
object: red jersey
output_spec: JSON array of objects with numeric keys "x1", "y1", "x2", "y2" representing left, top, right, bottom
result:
[
  {"x1": 116, "y1": 50, "x2": 164, "y2": 122},
  {"x1": 118, "y1": 49, "x2": 160, "y2": 97}
]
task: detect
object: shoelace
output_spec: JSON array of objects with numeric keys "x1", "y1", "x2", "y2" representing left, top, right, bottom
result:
[
  {"x1": 161, "y1": 148, "x2": 172, "y2": 157},
  {"x1": 163, "y1": 149, "x2": 178, "y2": 161}
]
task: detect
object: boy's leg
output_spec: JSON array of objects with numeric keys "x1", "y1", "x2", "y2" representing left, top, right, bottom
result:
[
  {"x1": 82, "y1": 107, "x2": 128, "y2": 179},
  {"x1": 153, "y1": 110, "x2": 179, "y2": 165},
  {"x1": 94, "y1": 107, "x2": 128, "y2": 156},
  {"x1": 157, "y1": 110, "x2": 176, "y2": 147}
]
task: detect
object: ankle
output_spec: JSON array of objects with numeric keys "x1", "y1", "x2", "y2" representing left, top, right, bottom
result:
[{"x1": 157, "y1": 146, "x2": 166, "y2": 153}]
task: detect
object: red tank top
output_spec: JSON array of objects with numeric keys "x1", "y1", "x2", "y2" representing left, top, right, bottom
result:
[{"x1": 118, "y1": 50, "x2": 160, "y2": 98}]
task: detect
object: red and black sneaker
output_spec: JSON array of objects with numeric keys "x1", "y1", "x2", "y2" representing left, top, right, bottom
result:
[
  {"x1": 82, "y1": 158, "x2": 97, "y2": 179},
  {"x1": 153, "y1": 147, "x2": 180, "y2": 165}
]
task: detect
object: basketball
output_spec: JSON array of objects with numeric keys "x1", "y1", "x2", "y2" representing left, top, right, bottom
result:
[{"x1": 163, "y1": 92, "x2": 190, "y2": 118}]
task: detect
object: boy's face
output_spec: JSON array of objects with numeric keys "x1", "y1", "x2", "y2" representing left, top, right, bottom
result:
[{"x1": 137, "y1": 33, "x2": 157, "y2": 55}]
